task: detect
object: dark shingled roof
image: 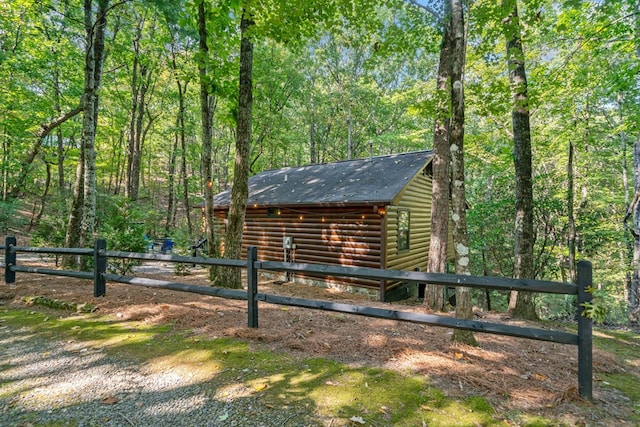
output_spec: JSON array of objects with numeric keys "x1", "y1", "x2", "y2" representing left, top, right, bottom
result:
[{"x1": 214, "y1": 150, "x2": 433, "y2": 208}]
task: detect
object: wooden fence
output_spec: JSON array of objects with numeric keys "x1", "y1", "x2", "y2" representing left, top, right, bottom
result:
[{"x1": 1, "y1": 236, "x2": 593, "y2": 400}]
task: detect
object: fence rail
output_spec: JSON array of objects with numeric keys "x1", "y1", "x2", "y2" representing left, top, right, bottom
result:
[{"x1": 1, "y1": 236, "x2": 593, "y2": 400}]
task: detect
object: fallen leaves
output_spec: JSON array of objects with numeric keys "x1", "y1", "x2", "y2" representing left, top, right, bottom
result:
[{"x1": 101, "y1": 396, "x2": 119, "y2": 405}]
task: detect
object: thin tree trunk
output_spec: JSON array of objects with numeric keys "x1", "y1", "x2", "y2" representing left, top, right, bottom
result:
[
  {"x1": 56, "y1": 127, "x2": 65, "y2": 193},
  {"x1": 2, "y1": 124, "x2": 8, "y2": 202},
  {"x1": 80, "y1": 0, "x2": 109, "y2": 260},
  {"x1": 503, "y1": 0, "x2": 537, "y2": 319},
  {"x1": 174, "y1": 77, "x2": 192, "y2": 235},
  {"x1": 62, "y1": 151, "x2": 84, "y2": 268},
  {"x1": 166, "y1": 126, "x2": 178, "y2": 233},
  {"x1": 219, "y1": 11, "x2": 254, "y2": 289},
  {"x1": 125, "y1": 16, "x2": 151, "y2": 202},
  {"x1": 448, "y1": 0, "x2": 475, "y2": 345},
  {"x1": 627, "y1": 0, "x2": 640, "y2": 324},
  {"x1": 309, "y1": 79, "x2": 317, "y2": 164},
  {"x1": 425, "y1": 1, "x2": 452, "y2": 311},
  {"x1": 29, "y1": 161, "x2": 52, "y2": 231},
  {"x1": 197, "y1": 0, "x2": 217, "y2": 275},
  {"x1": 180, "y1": 105, "x2": 193, "y2": 235},
  {"x1": 631, "y1": 134, "x2": 640, "y2": 323},
  {"x1": 113, "y1": 130, "x2": 124, "y2": 195},
  {"x1": 53, "y1": 67, "x2": 66, "y2": 194},
  {"x1": 567, "y1": 140, "x2": 576, "y2": 284}
]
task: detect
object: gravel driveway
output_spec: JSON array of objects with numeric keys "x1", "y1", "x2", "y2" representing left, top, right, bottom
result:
[{"x1": 0, "y1": 323, "x2": 321, "y2": 427}]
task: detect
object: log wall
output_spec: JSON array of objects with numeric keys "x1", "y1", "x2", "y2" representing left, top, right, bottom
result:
[{"x1": 215, "y1": 206, "x2": 384, "y2": 290}]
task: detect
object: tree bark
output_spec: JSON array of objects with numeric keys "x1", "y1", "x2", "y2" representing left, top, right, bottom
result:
[
  {"x1": 309, "y1": 79, "x2": 317, "y2": 164},
  {"x1": 62, "y1": 149, "x2": 84, "y2": 268},
  {"x1": 631, "y1": 134, "x2": 640, "y2": 324},
  {"x1": 79, "y1": 0, "x2": 109, "y2": 263},
  {"x1": 125, "y1": 16, "x2": 151, "y2": 201},
  {"x1": 626, "y1": 0, "x2": 640, "y2": 324},
  {"x1": 29, "y1": 160, "x2": 52, "y2": 231},
  {"x1": 425, "y1": 1, "x2": 452, "y2": 311},
  {"x1": 567, "y1": 140, "x2": 576, "y2": 283},
  {"x1": 503, "y1": 0, "x2": 537, "y2": 320},
  {"x1": 448, "y1": 0, "x2": 476, "y2": 345},
  {"x1": 168, "y1": 34, "x2": 193, "y2": 235},
  {"x1": 166, "y1": 122, "x2": 178, "y2": 232},
  {"x1": 197, "y1": 0, "x2": 217, "y2": 273},
  {"x1": 219, "y1": 11, "x2": 254, "y2": 289}
]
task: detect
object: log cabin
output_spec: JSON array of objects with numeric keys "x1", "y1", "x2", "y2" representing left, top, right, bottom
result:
[{"x1": 213, "y1": 150, "x2": 450, "y2": 301}]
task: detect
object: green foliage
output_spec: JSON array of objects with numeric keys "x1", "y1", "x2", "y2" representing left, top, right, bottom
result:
[
  {"x1": 580, "y1": 285, "x2": 619, "y2": 324},
  {"x1": 0, "y1": 200, "x2": 25, "y2": 233},
  {"x1": 94, "y1": 196, "x2": 151, "y2": 274},
  {"x1": 97, "y1": 196, "x2": 148, "y2": 253},
  {"x1": 31, "y1": 199, "x2": 68, "y2": 247}
]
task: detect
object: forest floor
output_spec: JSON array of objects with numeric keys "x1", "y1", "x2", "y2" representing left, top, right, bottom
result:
[{"x1": 1, "y1": 257, "x2": 639, "y2": 425}]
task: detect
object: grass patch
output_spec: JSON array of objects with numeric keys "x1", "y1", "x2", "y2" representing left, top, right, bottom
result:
[{"x1": 592, "y1": 328, "x2": 640, "y2": 424}]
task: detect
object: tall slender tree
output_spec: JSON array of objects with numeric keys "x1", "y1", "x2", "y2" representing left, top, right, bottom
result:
[
  {"x1": 62, "y1": 0, "x2": 109, "y2": 268},
  {"x1": 219, "y1": 10, "x2": 254, "y2": 289},
  {"x1": 448, "y1": 0, "x2": 475, "y2": 345},
  {"x1": 503, "y1": 0, "x2": 537, "y2": 319},
  {"x1": 197, "y1": 0, "x2": 218, "y2": 273},
  {"x1": 125, "y1": 10, "x2": 155, "y2": 202},
  {"x1": 425, "y1": 1, "x2": 452, "y2": 311},
  {"x1": 80, "y1": 0, "x2": 109, "y2": 251}
]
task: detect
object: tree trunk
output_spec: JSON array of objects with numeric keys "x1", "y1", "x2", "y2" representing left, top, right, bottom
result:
[
  {"x1": 168, "y1": 36, "x2": 192, "y2": 235},
  {"x1": 177, "y1": 81, "x2": 192, "y2": 235},
  {"x1": 1, "y1": 124, "x2": 8, "y2": 202},
  {"x1": 627, "y1": 0, "x2": 640, "y2": 324},
  {"x1": 631, "y1": 134, "x2": 640, "y2": 323},
  {"x1": 80, "y1": 0, "x2": 109, "y2": 262},
  {"x1": 309, "y1": 79, "x2": 317, "y2": 164},
  {"x1": 29, "y1": 160, "x2": 52, "y2": 231},
  {"x1": 166, "y1": 124, "x2": 178, "y2": 233},
  {"x1": 197, "y1": 0, "x2": 217, "y2": 274},
  {"x1": 219, "y1": 11, "x2": 254, "y2": 289},
  {"x1": 503, "y1": 0, "x2": 537, "y2": 320},
  {"x1": 62, "y1": 150, "x2": 84, "y2": 268},
  {"x1": 567, "y1": 140, "x2": 576, "y2": 284},
  {"x1": 425, "y1": 1, "x2": 452, "y2": 311},
  {"x1": 53, "y1": 67, "x2": 65, "y2": 194},
  {"x1": 113, "y1": 130, "x2": 124, "y2": 195},
  {"x1": 125, "y1": 16, "x2": 153, "y2": 202},
  {"x1": 448, "y1": 0, "x2": 476, "y2": 346}
]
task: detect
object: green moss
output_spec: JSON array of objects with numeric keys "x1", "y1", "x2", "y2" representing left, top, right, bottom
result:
[{"x1": 22, "y1": 295, "x2": 96, "y2": 313}]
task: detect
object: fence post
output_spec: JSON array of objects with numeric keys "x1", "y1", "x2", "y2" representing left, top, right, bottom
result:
[
  {"x1": 4, "y1": 236, "x2": 16, "y2": 284},
  {"x1": 94, "y1": 239, "x2": 107, "y2": 297},
  {"x1": 576, "y1": 260, "x2": 593, "y2": 401},
  {"x1": 247, "y1": 246, "x2": 258, "y2": 328}
]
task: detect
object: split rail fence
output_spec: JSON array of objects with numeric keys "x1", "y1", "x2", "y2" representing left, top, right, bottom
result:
[{"x1": 1, "y1": 236, "x2": 593, "y2": 400}]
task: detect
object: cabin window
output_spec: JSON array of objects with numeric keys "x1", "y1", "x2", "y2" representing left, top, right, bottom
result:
[{"x1": 397, "y1": 209, "x2": 410, "y2": 251}]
